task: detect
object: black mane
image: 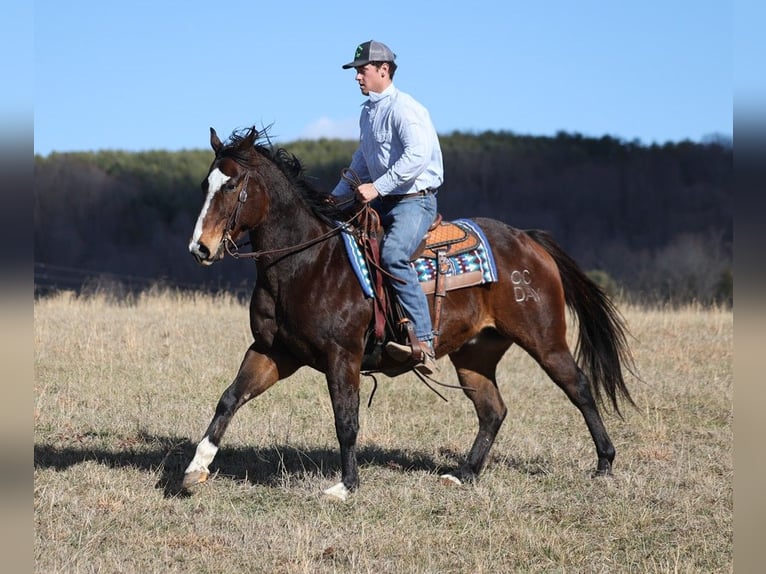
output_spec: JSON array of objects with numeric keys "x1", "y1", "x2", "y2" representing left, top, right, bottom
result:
[{"x1": 219, "y1": 127, "x2": 352, "y2": 226}]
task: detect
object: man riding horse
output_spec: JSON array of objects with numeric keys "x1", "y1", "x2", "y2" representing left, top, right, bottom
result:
[{"x1": 331, "y1": 40, "x2": 442, "y2": 376}]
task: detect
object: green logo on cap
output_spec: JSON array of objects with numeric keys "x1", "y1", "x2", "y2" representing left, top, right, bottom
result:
[{"x1": 355, "y1": 44, "x2": 363, "y2": 58}]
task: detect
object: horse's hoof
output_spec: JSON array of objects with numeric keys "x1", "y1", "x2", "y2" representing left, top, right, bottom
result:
[
  {"x1": 592, "y1": 461, "x2": 613, "y2": 478},
  {"x1": 182, "y1": 470, "x2": 209, "y2": 490},
  {"x1": 439, "y1": 474, "x2": 462, "y2": 486},
  {"x1": 322, "y1": 482, "x2": 350, "y2": 501}
]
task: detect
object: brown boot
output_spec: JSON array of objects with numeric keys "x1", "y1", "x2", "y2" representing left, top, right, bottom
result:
[
  {"x1": 385, "y1": 340, "x2": 439, "y2": 375},
  {"x1": 385, "y1": 341, "x2": 415, "y2": 362}
]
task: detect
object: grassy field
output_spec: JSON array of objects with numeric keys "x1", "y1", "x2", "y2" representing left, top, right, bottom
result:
[{"x1": 34, "y1": 290, "x2": 732, "y2": 573}]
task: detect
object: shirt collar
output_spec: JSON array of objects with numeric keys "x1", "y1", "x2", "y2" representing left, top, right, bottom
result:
[{"x1": 368, "y1": 83, "x2": 396, "y2": 104}]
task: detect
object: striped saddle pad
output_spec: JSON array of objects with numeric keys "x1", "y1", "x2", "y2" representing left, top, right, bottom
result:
[{"x1": 342, "y1": 218, "x2": 498, "y2": 297}]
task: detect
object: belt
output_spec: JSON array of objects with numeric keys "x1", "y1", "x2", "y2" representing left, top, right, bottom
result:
[{"x1": 380, "y1": 188, "x2": 437, "y2": 202}]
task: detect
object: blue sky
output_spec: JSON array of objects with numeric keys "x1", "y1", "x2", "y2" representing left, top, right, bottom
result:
[{"x1": 30, "y1": 1, "x2": 743, "y2": 156}]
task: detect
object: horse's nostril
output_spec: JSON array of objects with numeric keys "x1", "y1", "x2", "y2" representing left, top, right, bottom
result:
[{"x1": 191, "y1": 242, "x2": 211, "y2": 260}]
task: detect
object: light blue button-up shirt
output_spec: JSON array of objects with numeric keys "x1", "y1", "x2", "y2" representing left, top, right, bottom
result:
[{"x1": 332, "y1": 84, "x2": 444, "y2": 200}]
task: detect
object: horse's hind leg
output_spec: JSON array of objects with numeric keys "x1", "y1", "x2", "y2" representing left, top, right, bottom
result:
[
  {"x1": 539, "y1": 349, "x2": 616, "y2": 475},
  {"x1": 444, "y1": 334, "x2": 510, "y2": 484},
  {"x1": 182, "y1": 344, "x2": 298, "y2": 490}
]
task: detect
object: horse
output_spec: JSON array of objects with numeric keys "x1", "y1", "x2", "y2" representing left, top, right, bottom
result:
[{"x1": 183, "y1": 126, "x2": 637, "y2": 500}]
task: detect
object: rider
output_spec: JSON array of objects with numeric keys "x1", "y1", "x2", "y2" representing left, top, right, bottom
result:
[{"x1": 331, "y1": 40, "x2": 444, "y2": 376}]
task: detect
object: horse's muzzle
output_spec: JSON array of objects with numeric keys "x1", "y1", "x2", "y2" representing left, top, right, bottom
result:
[{"x1": 189, "y1": 240, "x2": 219, "y2": 265}]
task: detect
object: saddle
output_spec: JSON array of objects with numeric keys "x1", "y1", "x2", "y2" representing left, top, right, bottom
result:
[{"x1": 412, "y1": 214, "x2": 481, "y2": 260}]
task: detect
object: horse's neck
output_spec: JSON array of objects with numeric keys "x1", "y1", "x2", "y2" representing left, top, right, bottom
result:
[{"x1": 250, "y1": 163, "x2": 344, "y2": 262}]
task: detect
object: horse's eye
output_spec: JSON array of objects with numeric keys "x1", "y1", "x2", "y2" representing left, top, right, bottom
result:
[{"x1": 223, "y1": 182, "x2": 236, "y2": 192}]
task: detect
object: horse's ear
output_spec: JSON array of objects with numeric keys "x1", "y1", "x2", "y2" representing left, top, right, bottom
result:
[{"x1": 210, "y1": 127, "x2": 223, "y2": 153}]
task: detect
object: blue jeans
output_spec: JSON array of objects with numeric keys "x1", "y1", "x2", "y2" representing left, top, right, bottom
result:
[{"x1": 373, "y1": 193, "x2": 438, "y2": 342}]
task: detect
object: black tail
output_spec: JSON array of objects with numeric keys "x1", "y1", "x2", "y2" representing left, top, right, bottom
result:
[{"x1": 526, "y1": 229, "x2": 638, "y2": 416}]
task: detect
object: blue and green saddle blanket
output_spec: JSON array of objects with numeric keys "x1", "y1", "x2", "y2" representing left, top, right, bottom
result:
[{"x1": 341, "y1": 218, "x2": 498, "y2": 298}]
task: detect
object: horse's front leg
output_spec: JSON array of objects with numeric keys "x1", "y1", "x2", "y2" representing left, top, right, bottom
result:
[
  {"x1": 322, "y1": 357, "x2": 362, "y2": 501},
  {"x1": 182, "y1": 344, "x2": 298, "y2": 490}
]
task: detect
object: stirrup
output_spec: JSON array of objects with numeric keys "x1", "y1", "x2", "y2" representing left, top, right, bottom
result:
[{"x1": 414, "y1": 350, "x2": 439, "y2": 376}]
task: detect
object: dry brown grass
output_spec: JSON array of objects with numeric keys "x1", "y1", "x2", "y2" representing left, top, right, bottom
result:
[{"x1": 34, "y1": 291, "x2": 732, "y2": 573}]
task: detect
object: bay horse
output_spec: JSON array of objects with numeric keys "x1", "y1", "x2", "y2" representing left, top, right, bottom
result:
[{"x1": 183, "y1": 127, "x2": 636, "y2": 500}]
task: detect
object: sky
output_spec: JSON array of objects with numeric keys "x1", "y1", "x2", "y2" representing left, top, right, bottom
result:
[{"x1": 28, "y1": 1, "x2": 748, "y2": 156}]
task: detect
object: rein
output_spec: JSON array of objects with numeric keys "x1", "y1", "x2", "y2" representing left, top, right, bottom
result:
[
  {"x1": 221, "y1": 171, "x2": 366, "y2": 261},
  {"x1": 221, "y1": 167, "x2": 403, "y2": 287},
  {"x1": 224, "y1": 217, "x2": 360, "y2": 261}
]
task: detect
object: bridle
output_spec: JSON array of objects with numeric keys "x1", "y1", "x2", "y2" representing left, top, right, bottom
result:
[{"x1": 222, "y1": 172, "x2": 251, "y2": 252}]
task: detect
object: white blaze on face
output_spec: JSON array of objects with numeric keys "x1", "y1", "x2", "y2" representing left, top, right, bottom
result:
[{"x1": 189, "y1": 168, "x2": 231, "y2": 251}]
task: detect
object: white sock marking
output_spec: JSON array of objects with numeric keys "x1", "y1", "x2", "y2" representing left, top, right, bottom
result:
[
  {"x1": 323, "y1": 482, "x2": 350, "y2": 501},
  {"x1": 185, "y1": 436, "x2": 218, "y2": 474}
]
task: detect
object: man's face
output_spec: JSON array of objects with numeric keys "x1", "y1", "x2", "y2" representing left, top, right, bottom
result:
[{"x1": 354, "y1": 63, "x2": 388, "y2": 95}]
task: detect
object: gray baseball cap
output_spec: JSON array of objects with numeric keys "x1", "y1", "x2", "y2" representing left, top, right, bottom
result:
[{"x1": 342, "y1": 40, "x2": 396, "y2": 69}]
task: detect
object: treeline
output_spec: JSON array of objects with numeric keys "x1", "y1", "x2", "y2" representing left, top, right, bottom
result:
[{"x1": 33, "y1": 131, "x2": 732, "y2": 305}]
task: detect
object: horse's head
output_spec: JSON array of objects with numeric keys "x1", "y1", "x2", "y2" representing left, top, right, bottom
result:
[{"x1": 188, "y1": 127, "x2": 270, "y2": 265}]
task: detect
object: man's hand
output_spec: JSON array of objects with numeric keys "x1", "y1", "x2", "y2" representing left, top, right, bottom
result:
[{"x1": 356, "y1": 183, "x2": 379, "y2": 203}]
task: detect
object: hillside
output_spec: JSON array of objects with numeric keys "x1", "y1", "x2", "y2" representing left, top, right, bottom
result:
[{"x1": 33, "y1": 131, "x2": 732, "y2": 304}]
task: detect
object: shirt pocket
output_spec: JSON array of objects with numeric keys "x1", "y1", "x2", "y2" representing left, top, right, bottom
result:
[
  {"x1": 373, "y1": 127, "x2": 391, "y2": 143},
  {"x1": 372, "y1": 109, "x2": 392, "y2": 143}
]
